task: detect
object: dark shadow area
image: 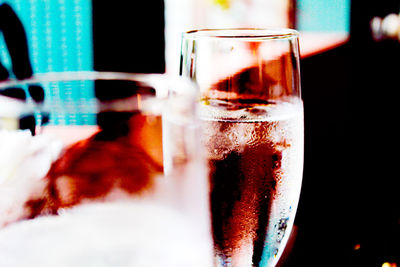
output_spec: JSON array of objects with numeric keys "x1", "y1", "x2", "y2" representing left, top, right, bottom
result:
[
  {"x1": 92, "y1": 1, "x2": 165, "y2": 74},
  {"x1": 281, "y1": 1, "x2": 400, "y2": 266}
]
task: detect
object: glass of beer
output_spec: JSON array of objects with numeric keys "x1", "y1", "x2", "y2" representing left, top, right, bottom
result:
[
  {"x1": 0, "y1": 72, "x2": 213, "y2": 266},
  {"x1": 181, "y1": 29, "x2": 304, "y2": 267}
]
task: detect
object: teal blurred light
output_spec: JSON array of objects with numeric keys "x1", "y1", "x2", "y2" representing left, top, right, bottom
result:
[
  {"x1": 297, "y1": 0, "x2": 350, "y2": 33},
  {"x1": 0, "y1": 0, "x2": 95, "y2": 125}
]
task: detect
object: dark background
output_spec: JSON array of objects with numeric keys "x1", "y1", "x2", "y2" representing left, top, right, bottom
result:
[
  {"x1": 91, "y1": 1, "x2": 399, "y2": 266},
  {"x1": 282, "y1": 1, "x2": 400, "y2": 266},
  {"x1": 92, "y1": 1, "x2": 165, "y2": 74}
]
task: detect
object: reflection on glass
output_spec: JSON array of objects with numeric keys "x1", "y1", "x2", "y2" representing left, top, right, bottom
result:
[
  {"x1": 0, "y1": 72, "x2": 213, "y2": 267},
  {"x1": 181, "y1": 29, "x2": 304, "y2": 267}
]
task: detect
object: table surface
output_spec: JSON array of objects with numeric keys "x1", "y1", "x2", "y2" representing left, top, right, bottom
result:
[{"x1": 299, "y1": 32, "x2": 349, "y2": 58}]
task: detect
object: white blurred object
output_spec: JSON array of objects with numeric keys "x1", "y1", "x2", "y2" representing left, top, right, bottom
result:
[
  {"x1": 371, "y1": 12, "x2": 400, "y2": 41},
  {"x1": 0, "y1": 201, "x2": 213, "y2": 267},
  {"x1": 0, "y1": 96, "x2": 26, "y2": 130},
  {"x1": 0, "y1": 130, "x2": 62, "y2": 227}
]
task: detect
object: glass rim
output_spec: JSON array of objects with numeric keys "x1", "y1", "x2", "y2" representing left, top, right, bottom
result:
[
  {"x1": 0, "y1": 71, "x2": 197, "y2": 99},
  {"x1": 0, "y1": 71, "x2": 164, "y2": 89},
  {"x1": 182, "y1": 28, "x2": 299, "y2": 40},
  {"x1": 0, "y1": 71, "x2": 199, "y2": 125}
]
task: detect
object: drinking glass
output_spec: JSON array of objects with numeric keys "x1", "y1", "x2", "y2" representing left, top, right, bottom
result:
[
  {"x1": 0, "y1": 72, "x2": 213, "y2": 267},
  {"x1": 181, "y1": 29, "x2": 304, "y2": 267}
]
